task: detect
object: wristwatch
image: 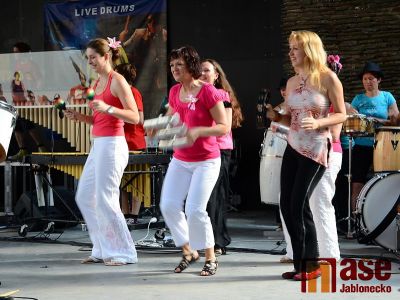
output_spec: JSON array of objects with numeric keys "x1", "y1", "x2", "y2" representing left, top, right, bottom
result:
[{"x1": 105, "y1": 106, "x2": 114, "y2": 114}]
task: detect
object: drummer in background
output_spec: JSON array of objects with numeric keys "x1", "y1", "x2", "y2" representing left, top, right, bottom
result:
[{"x1": 349, "y1": 62, "x2": 399, "y2": 213}]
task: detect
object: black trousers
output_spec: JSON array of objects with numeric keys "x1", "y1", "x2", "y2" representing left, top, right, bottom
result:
[
  {"x1": 280, "y1": 144, "x2": 326, "y2": 272},
  {"x1": 207, "y1": 150, "x2": 232, "y2": 248}
]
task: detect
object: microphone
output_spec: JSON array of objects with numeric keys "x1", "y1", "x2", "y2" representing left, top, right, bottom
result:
[
  {"x1": 256, "y1": 88, "x2": 270, "y2": 129},
  {"x1": 53, "y1": 94, "x2": 66, "y2": 119},
  {"x1": 262, "y1": 88, "x2": 271, "y2": 106}
]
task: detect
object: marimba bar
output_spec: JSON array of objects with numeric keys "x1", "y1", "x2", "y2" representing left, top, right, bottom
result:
[{"x1": 16, "y1": 104, "x2": 91, "y2": 153}]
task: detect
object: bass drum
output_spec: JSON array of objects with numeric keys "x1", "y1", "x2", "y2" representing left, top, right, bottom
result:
[
  {"x1": 356, "y1": 172, "x2": 400, "y2": 251},
  {"x1": 259, "y1": 127, "x2": 287, "y2": 205}
]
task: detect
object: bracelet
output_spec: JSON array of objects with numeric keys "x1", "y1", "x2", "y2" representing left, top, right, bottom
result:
[
  {"x1": 105, "y1": 106, "x2": 114, "y2": 114},
  {"x1": 273, "y1": 111, "x2": 282, "y2": 122}
]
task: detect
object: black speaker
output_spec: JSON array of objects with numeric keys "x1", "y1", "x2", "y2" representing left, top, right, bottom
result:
[{"x1": 14, "y1": 186, "x2": 81, "y2": 227}]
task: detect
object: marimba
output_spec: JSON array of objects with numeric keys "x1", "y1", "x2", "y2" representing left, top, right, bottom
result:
[
  {"x1": 16, "y1": 104, "x2": 91, "y2": 153},
  {"x1": 29, "y1": 152, "x2": 171, "y2": 208}
]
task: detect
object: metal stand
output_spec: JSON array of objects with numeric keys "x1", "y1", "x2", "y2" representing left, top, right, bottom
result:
[
  {"x1": 3, "y1": 161, "x2": 13, "y2": 216},
  {"x1": 18, "y1": 164, "x2": 80, "y2": 237},
  {"x1": 121, "y1": 164, "x2": 166, "y2": 230},
  {"x1": 338, "y1": 132, "x2": 364, "y2": 239},
  {"x1": 345, "y1": 137, "x2": 354, "y2": 238}
]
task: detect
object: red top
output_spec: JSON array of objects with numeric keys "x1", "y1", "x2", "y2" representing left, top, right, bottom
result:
[
  {"x1": 89, "y1": 71, "x2": 124, "y2": 137},
  {"x1": 125, "y1": 86, "x2": 146, "y2": 150},
  {"x1": 169, "y1": 83, "x2": 222, "y2": 162}
]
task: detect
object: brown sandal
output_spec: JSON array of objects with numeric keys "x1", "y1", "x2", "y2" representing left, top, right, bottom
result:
[
  {"x1": 174, "y1": 252, "x2": 200, "y2": 273},
  {"x1": 200, "y1": 259, "x2": 218, "y2": 276},
  {"x1": 81, "y1": 256, "x2": 103, "y2": 264}
]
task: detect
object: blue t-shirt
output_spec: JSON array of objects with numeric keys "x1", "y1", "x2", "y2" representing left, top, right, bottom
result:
[{"x1": 351, "y1": 91, "x2": 396, "y2": 147}]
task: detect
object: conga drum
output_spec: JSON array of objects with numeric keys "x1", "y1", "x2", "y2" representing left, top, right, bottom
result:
[
  {"x1": 259, "y1": 124, "x2": 288, "y2": 205},
  {"x1": 342, "y1": 114, "x2": 368, "y2": 136},
  {"x1": 373, "y1": 126, "x2": 400, "y2": 172}
]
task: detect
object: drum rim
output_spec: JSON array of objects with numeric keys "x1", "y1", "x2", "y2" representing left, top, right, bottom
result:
[
  {"x1": 357, "y1": 172, "x2": 399, "y2": 251},
  {"x1": 0, "y1": 101, "x2": 17, "y2": 115},
  {"x1": 375, "y1": 126, "x2": 400, "y2": 131},
  {"x1": 346, "y1": 113, "x2": 366, "y2": 118}
]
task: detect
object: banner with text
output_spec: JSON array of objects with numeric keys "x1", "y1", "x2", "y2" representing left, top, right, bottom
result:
[{"x1": 44, "y1": 0, "x2": 167, "y2": 118}]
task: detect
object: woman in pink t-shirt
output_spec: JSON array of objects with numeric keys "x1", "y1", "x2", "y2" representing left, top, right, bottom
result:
[
  {"x1": 200, "y1": 59, "x2": 243, "y2": 256},
  {"x1": 65, "y1": 38, "x2": 139, "y2": 266},
  {"x1": 157, "y1": 46, "x2": 228, "y2": 276}
]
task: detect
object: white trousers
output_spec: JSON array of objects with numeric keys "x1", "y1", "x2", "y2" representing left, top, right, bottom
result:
[
  {"x1": 76, "y1": 136, "x2": 137, "y2": 263},
  {"x1": 160, "y1": 157, "x2": 221, "y2": 250},
  {"x1": 282, "y1": 151, "x2": 342, "y2": 260}
]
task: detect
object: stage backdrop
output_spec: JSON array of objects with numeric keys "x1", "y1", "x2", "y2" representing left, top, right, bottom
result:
[
  {"x1": 44, "y1": 0, "x2": 168, "y2": 119},
  {"x1": 0, "y1": 50, "x2": 90, "y2": 105}
]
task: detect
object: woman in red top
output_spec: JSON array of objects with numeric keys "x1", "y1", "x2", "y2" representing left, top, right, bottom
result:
[
  {"x1": 115, "y1": 63, "x2": 146, "y2": 224},
  {"x1": 65, "y1": 38, "x2": 139, "y2": 266}
]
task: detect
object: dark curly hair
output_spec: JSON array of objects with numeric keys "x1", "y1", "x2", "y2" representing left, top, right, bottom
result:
[
  {"x1": 169, "y1": 45, "x2": 202, "y2": 79},
  {"x1": 86, "y1": 38, "x2": 120, "y2": 65},
  {"x1": 114, "y1": 63, "x2": 137, "y2": 85}
]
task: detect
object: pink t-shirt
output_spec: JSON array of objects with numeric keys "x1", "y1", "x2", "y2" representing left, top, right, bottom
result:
[
  {"x1": 329, "y1": 104, "x2": 342, "y2": 153},
  {"x1": 169, "y1": 83, "x2": 222, "y2": 162},
  {"x1": 216, "y1": 89, "x2": 233, "y2": 150},
  {"x1": 90, "y1": 72, "x2": 124, "y2": 137}
]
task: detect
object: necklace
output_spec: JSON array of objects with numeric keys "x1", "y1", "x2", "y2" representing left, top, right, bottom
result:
[{"x1": 297, "y1": 74, "x2": 309, "y2": 92}]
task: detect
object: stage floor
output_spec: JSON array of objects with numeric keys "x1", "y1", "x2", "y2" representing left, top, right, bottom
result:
[{"x1": 0, "y1": 209, "x2": 399, "y2": 300}]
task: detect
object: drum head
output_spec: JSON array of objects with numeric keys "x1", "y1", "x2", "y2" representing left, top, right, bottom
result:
[
  {"x1": 259, "y1": 129, "x2": 287, "y2": 205},
  {"x1": 358, "y1": 172, "x2": 400, "y2": 251}
]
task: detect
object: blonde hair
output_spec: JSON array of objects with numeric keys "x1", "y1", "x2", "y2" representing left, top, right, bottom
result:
[{"x1": 289, "y1": 30, "x2": 330, "y2": 90}]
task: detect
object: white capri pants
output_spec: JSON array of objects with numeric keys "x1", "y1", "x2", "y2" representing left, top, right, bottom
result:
[
  {"x1": 282, "y1": 151, "x2": 342, "y2": 260},
  {"x1": 76, "y1": 136, "x2": 137, "y2": 264},
  {"x1": 160, "y1": 157, "x2": 221, "y2": 250}
]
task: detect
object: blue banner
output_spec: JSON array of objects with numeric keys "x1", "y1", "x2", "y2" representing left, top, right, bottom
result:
[
  {"x1": 44, "y1": 0, "x2": 167, "y2": 118},
  {"x1": 44, "y1": 0, "x2": 166, "y2": 50}
]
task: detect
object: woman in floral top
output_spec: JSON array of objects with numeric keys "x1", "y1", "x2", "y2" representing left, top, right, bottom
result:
[{"x1": 267, "y1": 30, "x2": 346, "y2": 281}]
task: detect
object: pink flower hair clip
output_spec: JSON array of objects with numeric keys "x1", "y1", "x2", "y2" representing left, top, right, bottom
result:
[
  {"x1": 327, "y1": 54, "x2": 343, "y2": 75},
  {"x1": 107, "y1": 37, "x2": 121, "y2": 49}
]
